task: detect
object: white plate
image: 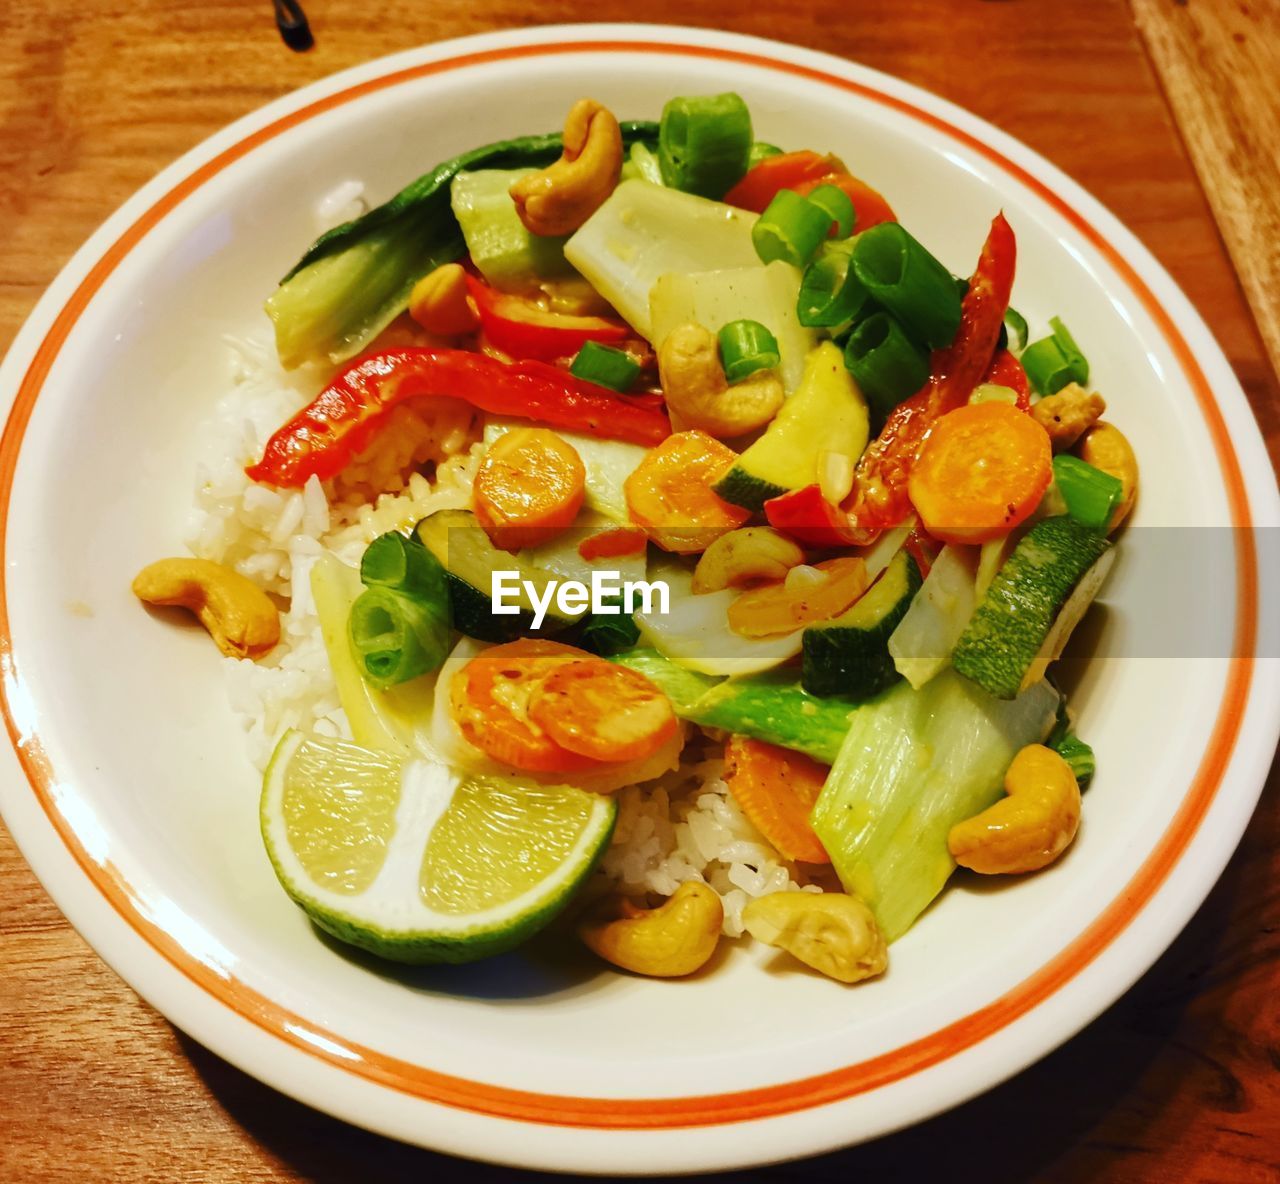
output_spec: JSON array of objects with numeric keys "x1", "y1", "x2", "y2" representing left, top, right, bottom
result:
[{"x1": 0, "y1": 25, "x2": 1276, "y2": 1175}]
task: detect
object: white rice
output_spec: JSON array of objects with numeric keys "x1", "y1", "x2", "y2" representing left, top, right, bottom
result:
[{"x1": 189, "y1": 332, "x2": 821, "y2": 934}]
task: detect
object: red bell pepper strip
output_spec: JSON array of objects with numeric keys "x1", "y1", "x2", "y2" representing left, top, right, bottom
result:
[
  {"x1": 246, "y1": 349, "x2": 670, "y2": 488},
  {"x1": 984, "y1": 348, "x2": 1031, "y2": 407},
  {"x1": 723, "y1": 151, "x2": 897, "y2": 231},
  {"x1": 844, "y1": 212, "x2": 1018, "y2": 537},
  {"x1": 466, "y1": 275, "x2": 629, "y2": 363},
  {"x1": 764, "y1": 484, "x2": 861, "y2": 548}
]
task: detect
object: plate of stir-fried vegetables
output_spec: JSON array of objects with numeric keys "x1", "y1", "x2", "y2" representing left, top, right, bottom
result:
[{"x1": 1, "y1": 26, "x2": 1274, "y2": 1173}]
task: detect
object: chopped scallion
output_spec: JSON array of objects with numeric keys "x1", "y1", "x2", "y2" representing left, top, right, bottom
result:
[
  {"x1": 842, "y1": 311, "x2": 930, "y2": 417},
  {"x1": 1022, "y1": 316, "x2": 1089, "y2": 393},
  {"x1": 852, "y1": 223, "x2": 962, "y2": 350},
  {"x1": 1052, "y1": 454, "x2": 1122, "y2": 531},
  {"x1": 658, "y1": 93, "x2": 753, "y2": 198},
  {"x1": 570, "y1": 341, "x2": 641, "y2": 391},
  {"x1": 805, "y1": 183, "x2": 855, "y2": 238},
  {"x1": 1053, "y1": 733, "x2": 1096, "y2": 788},
  {"x1": 359, "y1": 531, "x2": 445, "y2": 599},
  {"x1": 747, "y1": 142, "x2": 783, "y2": 168},
  {"x1": 718, "y1": 319, "x2": 781, "y2": 383},
  {"x1": 969, "y1": 383, "x2": 1020, "y2": 407},
  {"x1": 797, "y1": 241, "x2": 870, "y2": 328},
  {"x1": 751, "y1": 189, "x2": 832, "y2": 268},
  {"x1": 1004, "y1": 306, "x2": 1029, "y2": 353},
  {"x1": 347, "y1": 586, "x2": 447, "y2": 690}
]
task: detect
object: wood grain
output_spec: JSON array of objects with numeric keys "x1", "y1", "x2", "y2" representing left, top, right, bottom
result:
[
  {"x1": 1132, "y1": 0, "x2": 1280, "y2": 385},
  {"x1": 1, "y1": 1, "x2": 1277, "y2": 1181}
]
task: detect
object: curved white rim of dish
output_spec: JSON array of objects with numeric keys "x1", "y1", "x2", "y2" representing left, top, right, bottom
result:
[{"x1": 0, "y1": 23, "x2": 1276, "y2": 1175}]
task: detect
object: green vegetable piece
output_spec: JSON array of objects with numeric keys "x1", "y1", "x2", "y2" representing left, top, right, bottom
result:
[
  {"x1": 718, "y1": 319, "x2": 781, "y2": 383},
  {"x1": 266, "y1": 121, "x2": 659, "y2": 368},
  {"x1": 952, "y1": 516, "x2": 1114, "y2": 700},
  {"x1": 658, "y1": 93, "x2": 753, "y2": 198},
  {"x1": 851, "y1": 223, "x2": 963, "y2": 350},
  {"x1": 805, "y1": 183, "x2": 855, "y2": 238},
  {"x1": 449, "y1": 168, "x2": 574, "y2": 292},
  {"x1": 747, "y1": 142, "x2": 783, "y2": 168},
  {"x1": 569, "y1": 341, "x2": 641, "y2": 392},
  {"x1": 1052, "y1": 454, "x2": 1123, "y2": 531},
  {"x1": 752, "y1": 189, "x2": 832, "y2": 268},
  {"x1": 802, "y1": 551, "x2": 921, "y2": 699},
  {"x1": 612, "y1": 648, "x2": 860, "y2": 764},
  {"x1": 811, "y1": 670, "x2": 1061, "y2": 941},
  {"x1": 1003, "y1": 306, "x2": 1029, "y2": 353},
  {"x1": 843, "y1": 311, "x2": 930, "y2": 418},
  {"x1": 575, "y1": 597, "x2": 642, "y2": 656},
  {"x1": 797, "y1": 240, "x2": 870, "y2": 329},
  {"x1": 348, "y1": 586, "x2": 448, "y2": 690},
  {"x1": 626, "y1": 141, "x2": 666, "y2": 186},
  {"x1": 1054, "y1": 733, "x2": 1096, "y2": 788},
  {"x1": 1022, "y1": 316, "x2": 1090, "y2": 394},
  {"x1": 414, "y1": 509, "x2": 582, "y2": 641},
  {"x1": 359, "y1": 531, "x2": 445, "y2": 599},
  {"x1": 714, "y1": 341, "x2": 868, "y2": 511}
]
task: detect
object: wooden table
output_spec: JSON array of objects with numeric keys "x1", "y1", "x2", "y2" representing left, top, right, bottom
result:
[{"x1": 1, "y1": 2, "x2": 1277, "y2": 1180}]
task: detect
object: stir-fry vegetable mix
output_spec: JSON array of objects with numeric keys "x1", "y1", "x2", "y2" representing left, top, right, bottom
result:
[{"x1": 139, "y1": 92, "x2": 1140, "y2": 981}]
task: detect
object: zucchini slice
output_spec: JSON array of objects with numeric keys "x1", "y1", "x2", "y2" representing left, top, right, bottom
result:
[
  {"x1": 952, "y1": 515, "x2": 1113, "y2": 699},
  {"x1": 713, "y1": 342, "x2": 869, "y2": 511},
  {"x1": 414, "y1": 509, "x2": 580, "y2": 641},
  {"x1": 802, "y1": 550, "x2": 921, "y2": 698}
]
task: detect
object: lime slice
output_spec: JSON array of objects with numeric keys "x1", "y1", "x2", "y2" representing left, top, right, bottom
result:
[{"x1": 261, "y1": 731, "x2": 616, "y2": 964}]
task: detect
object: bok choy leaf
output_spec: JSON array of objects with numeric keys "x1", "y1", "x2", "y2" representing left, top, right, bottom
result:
[{"x1": 267, "y1": 122, "x2": 659, "y2": 369}]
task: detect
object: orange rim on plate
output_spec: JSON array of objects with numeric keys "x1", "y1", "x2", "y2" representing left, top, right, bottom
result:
[{"x1": 0, "y1": 41, "x2": 1258, "y2": 1129}]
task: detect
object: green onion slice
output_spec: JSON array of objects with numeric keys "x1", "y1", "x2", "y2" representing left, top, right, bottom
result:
[
  {"x1": 1003, "y1": 306, "x2": 1029, "y2": 353},
  {"x1": 1052, "y1": 454, "x2": 1122, "y2": 531},
  {"x1": 658, "y1": 93, "x2": 753, "y2": 198},
  {"x1": 718, "y1": 319, "x2": 781, "y2": 383},
  {"x1": 1054, "y1": 733, "x2": 1096, "y2": 788},
  {"x1": 747, "y1": 141, "x2": 783, "y2": 168},
  {"x1": 805, "y1": 183, "x2": 855, "y2": 239},
  {"x1": 842, "y1": 311, "x2": 930, "y2": 418},
  {"x1": 347, "y1": 586, "x2": 447, "y2": 690},
  {"x1": 751, "y1": 189, "x2": 832, "y2": 268},
  {"x1": 851, "y1": 223, "x2": 962, "y2": 350},
  {"x1": 1022, "y1": 316, "x2": 1089, "y2": 393},
  {"x1": 570, "y1": 341, "x2": 641, "y2": 392},
  {"x1": 359, "y1": 531, "x2": 446, "y2": 600},
  {"x1": 797, "y1": 241, "x2": 870, "y2": 328}
]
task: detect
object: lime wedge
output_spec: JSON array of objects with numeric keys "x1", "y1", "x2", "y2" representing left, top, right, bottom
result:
[{"x1": 261, "y1": 731, "x2": 616, "y2": 964}]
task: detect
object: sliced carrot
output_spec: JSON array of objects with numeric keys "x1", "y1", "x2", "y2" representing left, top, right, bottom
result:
[
  {"x1": 449, "y1": 639, "x2": 605, "y2": 774},
  {"x1": 473, "y1": 427, "x2": 586, "y2": 552},
  {"x1": 529, "y1": 660, "x2": 677, "y2": 764},
  {"x1": 577, "y1": 527, "x2": 648, "y2": 562},
  {"x1": 723, "y1": 736, "x2": 831, "y2": 864},
  {"x1": 907, "y1": 402, "x2": 1052, "y2": 544},
  {"x1": 727, "y1": 556, "x2": 869, "y2": 638},
  {"x1": 624, "y1": 430, "x2": 751, "y2": 554}
]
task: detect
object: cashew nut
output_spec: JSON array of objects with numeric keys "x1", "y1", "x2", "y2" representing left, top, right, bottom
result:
[
  {"x1": 133, "y1": 558, "x2": 280, "y2": 660},
  {"x1": 948, "y1": 743, "x2": 1081, "y2": 875},
  {"x1": 578, "y1": 881, "x2": 722, "y2": 977},
  {"x1": 741, "y1": 892, "x2": 887, "y2": 984},
  {"x1": 1031, "y1": 382, "x2": 1106, "y2": 450},
  {"x1": 692, "y1": 528, "x2": 805, "y2": 593},
  {"x1": 407, "y1": 262, "x2": 479, "y2": 336},
  {"x1": 658, "y1": 323, "x2": 785, "y2": 439},
  {"x1": 1076, "y1": 422, "x2": 1138, "y2": 531},
  {"x1": 510, "y1": 99, "x2": 623, "y2": 237}
]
